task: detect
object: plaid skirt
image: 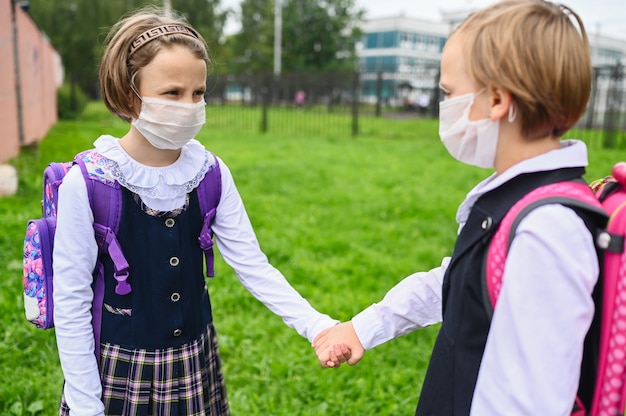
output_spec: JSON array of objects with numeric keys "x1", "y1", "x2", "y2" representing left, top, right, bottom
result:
[{"x1": 60, "y1": 322, "x2": 229, "y2": 416}]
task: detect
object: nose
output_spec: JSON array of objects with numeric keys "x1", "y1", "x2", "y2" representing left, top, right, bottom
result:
[{"x1": 181, "y1": 94, "x2": 196, "y2": 104}]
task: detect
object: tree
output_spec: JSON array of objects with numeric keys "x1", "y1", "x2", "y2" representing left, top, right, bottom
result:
[
  {"x1": 282, "y1": 0, "x2": 364, "y2": 72},
  {"x1": 26, "y1": 0, "x2": 228, "y2": 97},
  {"x1": 27, "y1": 0, "x2": 161, "y2": 97},
  {"x1": 227, "y1": 0, "x2": 364, "y2": 74},
  {"x1": 225, "y1": 0, "x2": 275, "y2": 73},
  {"x1": 171, "y1": 0, "x2": 229, "y2": 60}
]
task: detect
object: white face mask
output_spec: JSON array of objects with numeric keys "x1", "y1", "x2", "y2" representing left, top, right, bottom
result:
[
  {"x1": 131, "y1": 96, "x2": 206, "y2": 150},
  {"x1": 438, "y1": 90, "x2": 499, "y2": 169}
]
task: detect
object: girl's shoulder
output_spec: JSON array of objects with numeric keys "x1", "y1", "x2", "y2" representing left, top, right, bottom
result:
[{"x1": 75, "y1": 149, "x2": 118, "y2": 187}]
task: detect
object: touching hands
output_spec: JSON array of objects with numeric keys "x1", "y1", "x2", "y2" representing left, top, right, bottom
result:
[{"x1": 313, "y1": 321, "x2": 365, "y2": 368}]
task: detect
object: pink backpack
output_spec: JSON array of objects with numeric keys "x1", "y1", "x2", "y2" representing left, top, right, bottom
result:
[{"x1": 484, "y1": 162, "x2": 626, "y2": 416}]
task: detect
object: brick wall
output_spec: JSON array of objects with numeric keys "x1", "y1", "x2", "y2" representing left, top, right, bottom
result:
[{"x1": 0, "y1": 1, "x2": 61, "y2": 163}]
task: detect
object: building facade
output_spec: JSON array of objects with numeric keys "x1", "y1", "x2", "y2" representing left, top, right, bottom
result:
[
  {"x1": 358, "y1": 12, "x2": 626, "y2": 115},
  {"x1": 357, "y1": 15, "x2": 449, "y2": 107}
]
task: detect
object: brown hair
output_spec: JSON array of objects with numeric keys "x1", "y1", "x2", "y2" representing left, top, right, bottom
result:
[
  {"x1": 99, "y1": 6, "x2": 210, "y2": 122},
  {"x1": 452, "y1": 0, "x2": 591, "y2": 138}
]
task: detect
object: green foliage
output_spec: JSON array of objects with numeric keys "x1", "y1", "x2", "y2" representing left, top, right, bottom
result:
[
  {"x1": 56, "y1": 83, "x2": 89, "y2": 120},
  {"x1": 26, "y1": 0, "x2": 365, "y2": 88},
  {"x1": 27, "y1": 0, "x2": 159, "y2": 96},
  {"x1": 27, "y1": 0, "x2": 228, "y2": 96},
  {"x1": 1, "y1": 102, "x2": 623, "y2": 415},
  {"x1": 281, "y1": 0, "x2": 364, "y2": 71},
  {"x1": 225, "y1": 0, "x2": 276, "y2": 72},
  {"x1": 172, "y1": 0, "x2": 229, "y2": 53},
  {"x1": 223, "y1": 0, "x2": 364, "y2": 73}
]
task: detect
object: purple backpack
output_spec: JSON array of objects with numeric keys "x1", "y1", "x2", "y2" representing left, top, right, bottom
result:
[
  {"x1": 484, "y1": 163, "x2": 626, "y2": 416},
  {"x1": 23, "y1": 150, "x2": 221, "y2": 347}
]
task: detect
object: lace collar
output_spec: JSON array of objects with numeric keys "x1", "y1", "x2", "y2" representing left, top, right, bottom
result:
[{"x1": 93, "y1": 135, "x2": 213, "y2": 211}]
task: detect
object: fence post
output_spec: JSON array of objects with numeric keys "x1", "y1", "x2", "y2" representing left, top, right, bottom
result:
[
  {"x1": 327, "y1": 76, "x2": 334, "y2": 114},
  {"x1": 585, "y1": 67, "x2": 600, "y2": 129},
  {"x1": 352, "y1": 71, "x2": 360, "y2": 137},
  {"x1": 603, "y1": 63, "x2": 623, "y2": 148},
  {"x1": 261, "y1": 73, "x2": 271, "y2": 133},
  {"x1": 431, "y1": 68, "x2": 441, "y2": 119},
  {"x1": 375, "y1": 72, "x2": 382, "y2": 117}
]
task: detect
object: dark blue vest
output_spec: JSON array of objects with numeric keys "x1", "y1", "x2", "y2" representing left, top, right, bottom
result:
[
  {"x1": 415, "y1": 167, "x2": 588, "y2": 416},
  {"x1": 99, "y1": 188, "x2": 212, "y2": 349}
]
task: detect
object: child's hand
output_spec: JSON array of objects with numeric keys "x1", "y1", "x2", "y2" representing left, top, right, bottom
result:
[
  {"x1": 313, "y1": 321, "x2": 364, "y2": 368},
  {"x1": 327, "y1": 343, "x2": 351, "y2": 368},
  {"x1": 313, "y1": 326, "x2": 351, "y2": 367}
]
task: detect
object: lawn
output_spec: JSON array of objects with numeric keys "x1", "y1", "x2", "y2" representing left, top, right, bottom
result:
[{"x1": 0, "y1": 103, "x2": 623, "y2": 415}]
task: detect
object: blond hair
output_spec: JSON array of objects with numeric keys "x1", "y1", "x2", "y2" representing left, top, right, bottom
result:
[
  {"x1": 99, "y1": 6, "x2": 210, "y2": 122},
  {"x1": 452, "y1": 0, "x2": 591, "y2": 138}
]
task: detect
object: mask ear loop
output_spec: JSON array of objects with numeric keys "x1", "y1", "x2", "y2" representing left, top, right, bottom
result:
[
  {"x1": 128, "y1": 82, "x2": 144, "y2": 120},
  {"x1": 130, "y1": 84, "x2": 143, "y2": 102},
  {"x1": 508, "y1": 102, "x2": 517, "y2": 122}
]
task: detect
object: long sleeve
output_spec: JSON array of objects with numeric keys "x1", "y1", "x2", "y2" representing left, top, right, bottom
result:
[
  {"x1": 52, "y1": 166, "x2": 105, "y2": 416},
  {"x1": 351, "y1": 257, "x2": 449, "y2": 350},
  {"x1": 471, "y1": 204, "x2": 598, "y2": 415},
  {"x1": 211, "y1": 160, "x2": 339, "y2": 343}
]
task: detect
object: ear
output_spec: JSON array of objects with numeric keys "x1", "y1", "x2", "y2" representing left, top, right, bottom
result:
[
  {"x1": 128, "y1": 79, "x2": 142, "y2": 110},
  {"x1": 128, "y1": 90, "x2": 137, "y2": 108},
  {"x1": 128, "y1": 89, "x2": 141, "y2": 118},
  {"x1": 487, "y1": 85, "x2": 513, "y2": 122}
]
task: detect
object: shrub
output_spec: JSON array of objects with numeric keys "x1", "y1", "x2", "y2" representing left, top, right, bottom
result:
[{"x1": 57, "y1": 82, "x2": 88, "y2": 120}]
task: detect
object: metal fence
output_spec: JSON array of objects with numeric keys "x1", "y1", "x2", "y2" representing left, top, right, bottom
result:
[
  {"x1": 206, "y1": 71, "x2": 361, "y2": 137},
  {"x1": 205, "y1": 66, "x2": 626, "y2": 146},
  {"x1": 584, "y1": 63, "x2": 626, "y2": 148}
]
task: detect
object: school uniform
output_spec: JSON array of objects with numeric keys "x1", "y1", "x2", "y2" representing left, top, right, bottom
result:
[
  {"x1": 351, "y1": 140, "x2": 599, "y2": 415},
  {"x1": 54, "y1": 135, "x2": 338, "y2": 415}
]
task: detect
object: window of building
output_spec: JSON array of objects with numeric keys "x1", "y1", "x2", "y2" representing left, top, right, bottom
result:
[
  {"x1": 365, "y1": 32, "x2": 379, "y2": 49},
  {"x1": 382, "y1": 31, "x2": 399, "y2": 48}
]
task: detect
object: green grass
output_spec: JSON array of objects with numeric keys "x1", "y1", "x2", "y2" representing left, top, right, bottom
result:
[{"x1": 0, "y1": 102, "x2": 624, "y2": 415}]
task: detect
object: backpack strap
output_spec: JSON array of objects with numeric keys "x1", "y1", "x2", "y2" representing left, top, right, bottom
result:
[
  {"x1": 483, "y1": 180, "x2": 606, "y2": 312},
  {"x1": 74, "y1": 150, "x2": 129, "y2": 359},
  {"x1": 196, "y1": 152, "x2": 222, "y2": 278},
  {"x1": 43, "y1": 161, "x2": 74, "y2": 218},
  {"x1": 483, "y1": 180, "x2": 610, "y2": 416}
]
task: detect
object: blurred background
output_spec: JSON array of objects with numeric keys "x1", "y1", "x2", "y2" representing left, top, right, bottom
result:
[{"x1": 2, "y1": 0, "x2": 626, "y2": 166}]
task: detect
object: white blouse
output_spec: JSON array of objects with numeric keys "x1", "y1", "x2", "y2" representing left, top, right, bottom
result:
[
  {"x1": 351, "y1": 140, "x2": 598, "y2": 415},
  {"x1": 53, "y1": 135, "x2": 338, "y2": 416}
]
